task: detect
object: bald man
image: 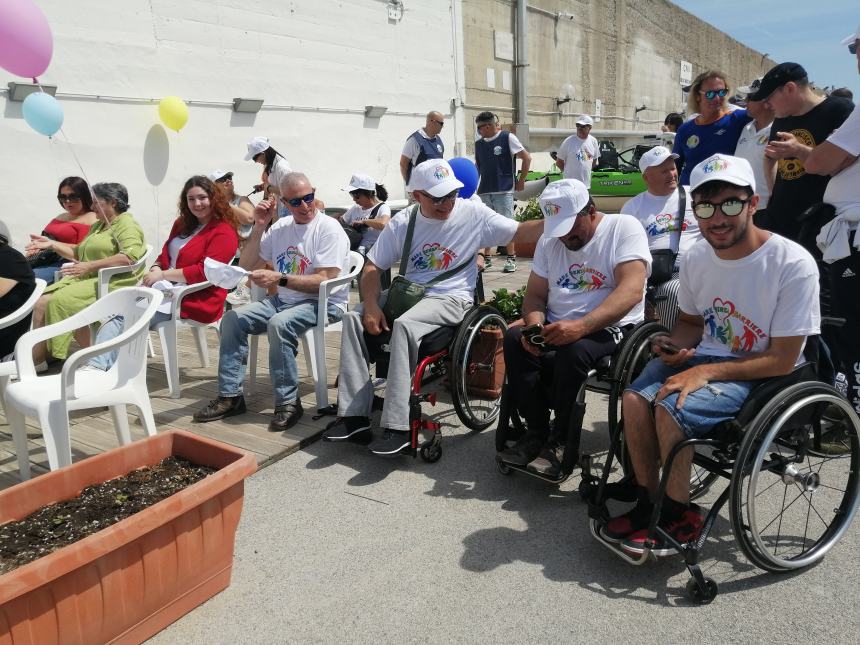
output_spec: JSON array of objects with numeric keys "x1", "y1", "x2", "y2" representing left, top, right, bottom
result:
[{"x1": 400, "y1": 111, "x2": 446, "y2": 183}]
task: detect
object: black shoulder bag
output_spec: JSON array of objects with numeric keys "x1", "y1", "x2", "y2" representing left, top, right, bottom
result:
[
  {"x1": 343, "y1": 203, "x2": 383, "y2": 251},
  {"x1": 649, "y1": 187, "x2": 685, "y2": 285}
]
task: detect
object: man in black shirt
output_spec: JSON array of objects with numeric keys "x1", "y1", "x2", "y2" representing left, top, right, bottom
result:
[
  {"x1": 0, "y1": 225, "x2": 37, "y2": 360},
  {"x1": 753, "y1": 62, "x2": 854, "y2": 249}
]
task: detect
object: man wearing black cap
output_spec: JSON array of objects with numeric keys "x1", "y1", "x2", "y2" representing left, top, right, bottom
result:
[{"x1": 752, "y1": 62, "x2": 853, "y2": 247}]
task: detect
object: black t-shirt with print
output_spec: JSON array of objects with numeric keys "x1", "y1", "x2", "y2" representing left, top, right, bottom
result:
[
  {"x1": 0, "y1": 244, "x2": 36, "y2": 358},
  {"x1": 765, "y1": 95, "x2": 854, "y2": 244}
]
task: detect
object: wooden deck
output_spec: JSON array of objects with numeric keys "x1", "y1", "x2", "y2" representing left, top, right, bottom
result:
[{"x1": 0, "y1": 260, "x2": 532, "y2": 491}]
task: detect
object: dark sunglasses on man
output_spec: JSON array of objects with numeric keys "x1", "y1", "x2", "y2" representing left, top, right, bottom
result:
[
  {"x1": 281, "y1": 192, "x2": 316, "y2": 208},
  {"x1": 418, "y1": 189, "x2": 458, "y2": 205},
  {"x1": 692, "y1": 197, "x2": 750, "y2": 219},
  {"x1": 849, "y1": 42, "x2": 857, "y2": 55}
]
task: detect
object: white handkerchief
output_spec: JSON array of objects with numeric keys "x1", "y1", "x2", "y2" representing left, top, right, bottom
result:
[{"x1": 204, "y1": 257, "x2": 249, "y2": 289}]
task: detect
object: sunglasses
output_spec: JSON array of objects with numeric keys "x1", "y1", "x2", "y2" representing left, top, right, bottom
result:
[
  {"x1": 57, "y1": 194, "x2": 82, "y2": 204},
  {"x1": 215, "y1": 176, "x2": 233, "y2": 183},
  {"x1": 576, "y1": 124, "x2": 590, "y2": 128},
  {"x1": 700, "y1": 88, "x2": 729, "y2": 100},
  {"x1": 281, "y1": 192, "x2": 315, "y2": 208},
  {"x1": 432, "y1": 119, "x2": 445, "y2": 127},
  {"x1": 693, "y1": 197, "x2": 750, "y2": 219},
  {"x1": 850, "y1": 42, "x2": 857, "y2": 55},
  {"x1": 419, "y1": 189, "x2": 458, "y2": 205}
]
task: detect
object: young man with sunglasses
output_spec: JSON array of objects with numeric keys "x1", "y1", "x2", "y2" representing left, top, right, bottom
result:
[
  {"x1": 556, "y1": 115, "x2": 600, "y2": 188},
  {"x1": 497, "y1": 179, "x2": 651, "y2": 476},
  {"x1": 323, "y1": 159, "x2": 543, "y2": 455},
  {"x1": 399, "y1": 111, "x2": 445, "y2": 184},
  {"x1": 602, "y1": 154, "x2": 820, "y2": 556},
  {"x1": 194, "y1": 172, "x2": 350, "y2": 432}
]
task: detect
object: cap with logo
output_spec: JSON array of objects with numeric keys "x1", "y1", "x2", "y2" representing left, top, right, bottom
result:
[
  {"x1": 244, "y1": 136, "x2": 271, "y2": 161},
  {"x1": 737, "y1": 77, "x2": 763, "y2": 97},
  {"x1": 840, "y1": 24, "x2": 860, "y2": 45},
  {"x1": 575, "y1": 114, "x2": 594, "y2": 126},
  {"x1": 208, "y1": 169, "x2": 233, "y2": 182},
  {"x1": 638, "y1": 146, "x2": 680, "y2": 174},
  {"x1": 203, "y1": 257, "x2": 250, "y2": 290},
  {"x1": 407, "y1": 159, "x2": 464, "y2": 197},
  {"x1": 748, "y1": 63, "x2": 807, "y2": 101},
  {"x1": 342, "y1": 173, "x2": 376, "y2": 192},
  {"x1": 689, "y1": 154, "x2": 756, "y2": 194},
  {"x1": 539, "y1": 179, "x2": 591, "y2": 238}
]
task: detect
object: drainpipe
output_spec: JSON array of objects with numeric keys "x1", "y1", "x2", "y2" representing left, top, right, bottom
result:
[{"x1": 514, "y1": 0, "x2": 529, "y2": 146}]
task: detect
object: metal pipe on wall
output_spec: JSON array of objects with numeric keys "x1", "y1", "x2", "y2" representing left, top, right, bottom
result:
[{"x1": 515, "y1": 0, "x2": 529, "y2": 133}]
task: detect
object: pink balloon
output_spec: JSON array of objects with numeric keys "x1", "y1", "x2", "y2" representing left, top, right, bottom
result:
[{"x1": 0, "y1": 0, "x2": 53, "y2": 78}]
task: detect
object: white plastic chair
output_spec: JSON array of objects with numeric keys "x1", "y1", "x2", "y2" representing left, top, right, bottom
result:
[
  {"x1": 5, "y1": 287, "x2": 163, "y2": 479},
  {"x1": 151, "y1": 280, "x2": 222, "y2": 398},
  {"x1": 247, "y1": 251, "x2": 364, "y2": 411},
  {"x1": 0, "y1": 278, "x2": 47, "y2": 414}
]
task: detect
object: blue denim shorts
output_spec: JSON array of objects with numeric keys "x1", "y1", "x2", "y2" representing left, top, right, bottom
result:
[{"x1": 625, "y1": 355, "x2": 760, "y2": 439}]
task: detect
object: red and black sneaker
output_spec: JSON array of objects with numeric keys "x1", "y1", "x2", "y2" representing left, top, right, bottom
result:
[
  {"x1": 621, "y1": 504, "x2": 705, "y2": 557},
  {"x1": 600, "y1": 501, "x2": 654, "y2": 544}
]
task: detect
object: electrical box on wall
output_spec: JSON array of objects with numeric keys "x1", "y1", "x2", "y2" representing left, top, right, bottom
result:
[{"x1": 494, "y1": 31, "x2": 514, "y2": 62}]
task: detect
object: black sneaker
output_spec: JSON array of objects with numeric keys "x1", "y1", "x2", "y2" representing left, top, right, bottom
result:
[
  {"x1": 322, "y1": 416, "x2": 372, "y2": 442},
  {"x1": 193, "y1": 395, "x2": 247, "y2": 423},
  {"x1": 497, "y1": 434, "x2": 544, "y2": 467},
  {"x1": 269, "y1": 401, "x2": 303, "y2": 432},
  {"x1": 369, "y1": 429, "x2": 411, "y2": 456},
  {"x1": 526, "y1": 443, "x2": 565, "y2": 478}
]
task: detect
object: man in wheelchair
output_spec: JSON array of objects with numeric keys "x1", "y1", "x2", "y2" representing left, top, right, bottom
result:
[
  {"x1": 496, "y1": 179, "x2": 651, "y2": 477},
  {"x1": 602, "y1": 154, "x2": 821, "y2": 556},
  {"x1": 323, "y1": 159, "x2": 543, "y2": 456}
]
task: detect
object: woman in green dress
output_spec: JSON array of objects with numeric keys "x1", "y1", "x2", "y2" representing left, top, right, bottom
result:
[{"x1": 26, "y1": 182, "x2": 147, "y2": 363}]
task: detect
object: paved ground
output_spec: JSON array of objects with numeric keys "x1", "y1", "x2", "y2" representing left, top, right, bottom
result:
[{"x1": 151, "y1": 390, "x2": 860, "y2": 644}]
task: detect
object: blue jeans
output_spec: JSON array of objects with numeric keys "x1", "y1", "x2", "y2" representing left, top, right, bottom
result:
[
  {"x1": 218, "y1": 296, "x2": 343, "y2": 405},
  {"x1": 32, "y1": 263, "x2": 62, "y2": 285},
  {"x1": 479, "y1": 192, "x2": 514, "y2": 219},
  {"x1": 626, "y1": 355, "x2": 761, "y2": 439},
  {"x1": 86, "y1": 311, "x2": 172, "y2": 370}
]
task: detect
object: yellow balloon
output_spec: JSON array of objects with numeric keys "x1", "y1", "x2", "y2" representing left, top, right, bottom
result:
[{"x1": 158, "y1": 96, "x2": 188, "y2": 132}]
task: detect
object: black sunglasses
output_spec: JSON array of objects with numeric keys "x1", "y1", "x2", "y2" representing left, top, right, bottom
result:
[
  {"x1": 700, "y1": 88, "x2": 729, "y2": 100},
  {"x1": 432, "y1": 119, "x2": 444, "y2": 127},
  {"x1": 281, "y1": 192, "x2": 315, "y2": 208},
  {"x1": 850, "y1": 42, "x2": 857, "y2": 55},
  {"x1": 419, "y1": 189, "x2": 458, "y2": 205},
  {"x1": 57, "y1": 194, "x2": 82, "y2": 204},
  {"x1": 693, "y1": 197, "x2": 750, "y2": 219},
  {"x1": 215, "y1": 175, "x2": 233, "y2": 183}
]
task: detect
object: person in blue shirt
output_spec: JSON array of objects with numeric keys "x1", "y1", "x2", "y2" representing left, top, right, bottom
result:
[{"x1": 674, "y1": 70, "x2": 751, "y2": 185}]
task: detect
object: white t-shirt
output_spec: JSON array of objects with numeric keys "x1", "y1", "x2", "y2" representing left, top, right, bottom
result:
[
  {"x1": 342, "y1": 202, "x2": 392, "y2": 247},
  {"x1": 557, "y1": 134, "x2": 600, "y2": 186},
  {"x1": 734, "y1": 120, "x2": 773, "y2": 208},
  {"x1": 823, "y1": 106, "x2": 860, "y2": 221},
  {"x1": 267, "y1": 155, "x2": 292, "y2": 195},
  {"x1": 401, "y1": 129, "x2": 443, "y2": 163},
  {"x1": 678, "y1": 234, "x2": 820, "y2": 361},
  {"x1": 259, "y1": 211, "x2": 351, "y2": 310},
  {"x1": 478, "y1": 131, "x2": 526, "y2": 195},
  {"x1": 368, "y1": 198, "x2": 518, "y2": 302},
  {"x1": 621, "y1": 187, "x2": 702, "y2": 264},
  {"x1": 531, "y1": 214, "x2": 651, "y2": 325},
  {"x1": 166, "y1": 223, "x2": 204, "y2": 269}
]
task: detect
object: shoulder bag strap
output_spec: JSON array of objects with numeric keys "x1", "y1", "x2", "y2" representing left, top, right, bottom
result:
[
  {"x1": 369, "y1": 203, "x2": 383, "y2": 220},
  {"x1": 670, "y1": 186, "x2": 686, "y2": 253},
  {"x1": 398, "y1": 204, "x2": 420, "y2": 275}
]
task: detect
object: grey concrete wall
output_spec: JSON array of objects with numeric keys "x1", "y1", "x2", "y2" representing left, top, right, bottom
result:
[{"x1": 462, "y1": 0, "x2": 775, "y2": 150}]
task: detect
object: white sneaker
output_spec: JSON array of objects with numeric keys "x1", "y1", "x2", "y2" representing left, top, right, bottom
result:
[{"x1": 227, "y1": 283, "x2": 251, "y2": 306}]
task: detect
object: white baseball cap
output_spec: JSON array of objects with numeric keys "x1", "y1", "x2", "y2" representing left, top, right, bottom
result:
[
  {"x1": 244, "y1": 136, "x2": 271, "y2": 161},
  {"x1": 737, "y1": 77, "x2": 763, "y2": 97},
  {"x1": 407, "y1": 159, "x2": 464, "y2": 197},
  {"x1": 342, "y1": 173, "x2": 376, "y2": 192},
  {"x1": 575, "y1": 114, "x2": 594, "y2": 126},
  {"x1": 638, "y1": 146, "x2": 679, "y2": 173},
  {"x1": 203, "y1": 257, "x2": 249, "y2": 290},
  {"x1": 208, "y1": 169, "x2": 232, "y2": 182},
  {"x1": 689, "y1": 154, "x2": 756, "y2": 194},
  {"x1": 840, "y1": 24, "x2": 860, "y2": 45},
  {"x1": 539, "y1": 179, "x2": 591, "y2": 238}
]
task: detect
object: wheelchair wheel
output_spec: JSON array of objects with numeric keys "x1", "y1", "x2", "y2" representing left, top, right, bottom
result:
[
  {"x1": 450, "y1": 305, "x2": 508, "y2": 431},
  {"x1": 729, "y1": 382, "x2": 860, "y2": 573}
]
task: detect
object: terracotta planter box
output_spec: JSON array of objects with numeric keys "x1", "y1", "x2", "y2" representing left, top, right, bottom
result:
[
  {"x1": 0, "y1": 430, "x2": 256, "y2": 645},
  {"x1": 511, "y1": 241, "x2": 537, "y2": 258},
  {"x1": 465, "y1": 327, "x2": 505, "y2": 399}
]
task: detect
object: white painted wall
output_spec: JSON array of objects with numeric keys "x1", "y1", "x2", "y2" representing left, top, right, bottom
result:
[{"x1": 0, "y1": 0, "x2": 463, "y2": 250}]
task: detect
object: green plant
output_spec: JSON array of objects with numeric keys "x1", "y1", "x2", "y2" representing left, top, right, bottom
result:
[
  {"x1": 514, "y1": 197, "x2": 543, "y2": 222},
  {"x1": 488, "y1": 286, "x2": 525, "y2": 322}
]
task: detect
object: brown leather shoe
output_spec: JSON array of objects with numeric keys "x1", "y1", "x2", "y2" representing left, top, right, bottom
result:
[
  {"x1": 268, "y1": 400, "x2": 304, "y2": 432},
  {"x1": 193, "y1": 395, "x2": 247, "y2": 422}
]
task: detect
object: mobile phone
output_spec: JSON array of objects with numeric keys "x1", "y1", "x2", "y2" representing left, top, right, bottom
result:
[
  {"x1": 522, "y1": 323, "x2": 546, "y2": 348},
  {"x1": 654, "y1": 336, "x2": 680, "y2": 355}
]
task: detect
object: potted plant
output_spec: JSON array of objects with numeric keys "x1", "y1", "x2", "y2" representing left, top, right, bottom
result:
[
  {"x1": 0, "y1": 430, "x2": 256, "y2": 644},
  {"x1": 487, "y1": 287, "x2": 525, "y2": 323},
  {"x1": 512, "y1": 198, "x2": 543, "y2": 258}
]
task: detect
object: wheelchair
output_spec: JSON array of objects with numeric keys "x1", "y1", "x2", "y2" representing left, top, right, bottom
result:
[
  {"x1": 365, "y1": 304, "x2": 508, "y2": 463},
  {"x1": 495, "y1": 319, "x2": 669, "y2": 484},
  {"x1": 586, "y1": 335, "x2": 860, "y2": 604}
]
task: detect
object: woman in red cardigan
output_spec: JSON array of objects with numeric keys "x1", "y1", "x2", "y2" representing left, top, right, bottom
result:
[{"x1": 85, "y1": 176, "x2": 238, "y2": 370}]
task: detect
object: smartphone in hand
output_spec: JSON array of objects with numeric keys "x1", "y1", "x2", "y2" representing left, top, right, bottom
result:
[
  {"x1": 654, "y1": 336, "x2": 680, "y2": 355},
  {"x1": 522, "y1": 323, "x2": 547, "y2": 349}
]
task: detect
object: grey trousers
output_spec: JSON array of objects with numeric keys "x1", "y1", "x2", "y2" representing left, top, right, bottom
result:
[{"x1": 337, "y1": 293, "x2": 473, "y2": 430}]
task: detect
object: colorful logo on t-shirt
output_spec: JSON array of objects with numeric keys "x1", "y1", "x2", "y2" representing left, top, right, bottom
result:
[
  {"x1": 576, "y1": 149, "x2": 593, "y2": 162},
  {"x1": 556, "y1": 263, "x2": 607, "y2": 292},
  {"x1": 687, "y1": 134, "x2": 700, "y2": 149},
  {"x1": 777, "y1": 128, "x2": 815, "y2": 181},
  {"x1": 756, "y1": 133, "x2": 768, "y2": 145},
  {"x1": 410, "y1": 242, "x2": 458, "y2": 271},
  {"x1": 433, "y1": 165, "x2": 450, "y2": 180},
  {"x1": 276, "y1": 246, "x2": 311, "y2": 275},
  {"x1": 702, "y1": 158, "x2": 729, "y2": 174},
  {"x1": 645, "y1": 213, "x2": 687, "y2": 236},
  {"x1": 493, "y1": 145, "x2": 503, "y2": 156},
  {"x1": 702, "y1": 297, "x2": 767, "y2": 353},
  {"x1": 543, "y1": 202, "x2": 561, "y2": 218}
]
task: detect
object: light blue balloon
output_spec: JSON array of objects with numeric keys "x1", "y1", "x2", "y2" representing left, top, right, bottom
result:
[{"x1": 22, "y1": 91, "x2": 63, "y2": 137}]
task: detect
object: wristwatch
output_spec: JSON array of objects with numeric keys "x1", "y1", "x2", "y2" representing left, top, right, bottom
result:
[{"x1": 278, "y1": 272, "x2": 289, "y2": 287}]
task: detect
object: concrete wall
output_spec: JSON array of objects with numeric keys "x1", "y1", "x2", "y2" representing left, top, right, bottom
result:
[
  {"x1": 0, "y1": 0, "x2": 464, "y2": 249},
  {"x1": 462, "y1": 0, "x2": 775, "y2": 154}
]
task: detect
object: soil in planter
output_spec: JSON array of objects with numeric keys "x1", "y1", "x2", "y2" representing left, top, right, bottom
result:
[{"x1": 0, "y1": 456, "x2": 215, "y2": 575}]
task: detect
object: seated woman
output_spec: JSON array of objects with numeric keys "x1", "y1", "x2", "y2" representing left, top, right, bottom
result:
[
  {"x1": 0, "y1": 223, "x2": 36, "y2": 361},
  {"x1": 26, "y1": 182, "x2": 147, "y2": 364},
  {"x1": 87, "y1": 175, "x2": 239, "y2": 370},
  {"x1": 340, "y1": 173, "x2": 391, "y2": 252},
  {"x1": 26, "y1": 177, "x2": 97, "y2": 285}
]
